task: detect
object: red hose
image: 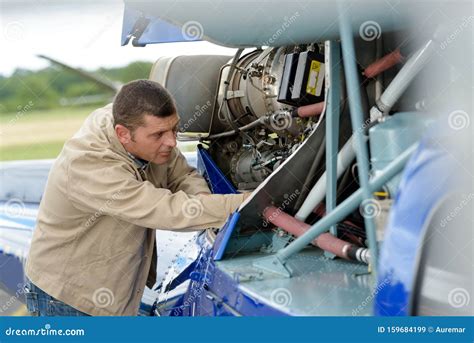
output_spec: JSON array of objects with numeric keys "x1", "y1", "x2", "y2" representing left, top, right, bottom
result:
[
  {"x1": 296, "y1": 101, "x2": 325, "y2": 118},
  {"x1": 364, "y1": 49, "x2": 404, "y2": 79},
  {"x1": 263, "y1": 206, "x2": 352, "y2": 259}
]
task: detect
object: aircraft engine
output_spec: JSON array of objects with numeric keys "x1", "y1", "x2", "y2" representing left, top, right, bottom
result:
[{"x1": 150, "y1": 44, "x2": 328, "y2": 190}]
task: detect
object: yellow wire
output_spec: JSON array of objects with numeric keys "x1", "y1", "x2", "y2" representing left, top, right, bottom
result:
[{"x1": 373, "y1": 191, "x2": 388, "y2": 197}]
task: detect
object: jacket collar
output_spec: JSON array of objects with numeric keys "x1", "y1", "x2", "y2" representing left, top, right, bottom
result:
[{"x1": 126, "y1": 152, "x2": 150, "y2": 171}]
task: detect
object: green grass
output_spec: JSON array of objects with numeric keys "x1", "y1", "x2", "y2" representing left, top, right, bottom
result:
[
  {"x1": 0, "y1": 140, "x2": 66, "y2": 161},
  {"x1": 0, "y1": 106, "x2": 95, "y2": 161},
  {"x1": 0, "y1": 105, "x2": 198, "y2": 161},
  {"x1": 0, "y1": 105, "x2": 99, "y2": 123}
]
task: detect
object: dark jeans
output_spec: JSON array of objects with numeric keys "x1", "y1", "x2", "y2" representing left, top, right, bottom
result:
[{"x1": 24, "y1": 280, "x2": 90, "y2": 316}]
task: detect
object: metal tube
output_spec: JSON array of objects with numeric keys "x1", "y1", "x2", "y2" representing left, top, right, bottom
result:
[
  {"x1": 364, "y1": 48, "x2": 404, "y2": 79},
  {"x1": 374, "y1": 38, "x2": 384, "y2": 110},
  {"x1": 264, "y1": 206, "x2": 369, "y2": 264},
  {"x1": 338, "y1": 3, "x2": 379, "y2": 274},
  {"x1": 295, "y1": 135, "x2": 362, "y2": 221},
  {"x1": 376, "y1": 40, "x2": 436, "y2": 113},
  {"x1": 276, "y1": 143, "x2": 416, "y2": 263},
  {"x1": 207, "y1": 116, "x2": 265, "y2": 139},
  {"x1": 325, "y1": 40, "x2": 342, "y2": 238}
]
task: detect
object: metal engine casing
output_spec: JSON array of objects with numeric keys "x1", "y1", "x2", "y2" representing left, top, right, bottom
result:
[
  {"x1": 149, "y1": 55, "x2": 231, "y2": 138},
  {"x1": 217, "y1": 47, "x2": 305, "y2": 136},
  {"x1": 149, "y1": 48, "x2": 321, "y2": 189}
]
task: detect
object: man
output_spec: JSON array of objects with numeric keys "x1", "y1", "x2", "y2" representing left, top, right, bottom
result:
[{"x1": 24, "y1": 80, "x2": 248, "y2": 316}]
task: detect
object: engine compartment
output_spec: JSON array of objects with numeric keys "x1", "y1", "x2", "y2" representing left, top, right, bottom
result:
[{"x1": 150, "y1": 26, "x2": 453, "y2": 273}]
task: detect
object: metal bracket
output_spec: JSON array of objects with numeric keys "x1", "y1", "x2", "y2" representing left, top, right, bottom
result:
[
  {"x1": 268, "y1": 231, "x2": 291, "y2": 253},
  {"x1": 252, "y1": 255, "x2": 292, "y2": 278}
]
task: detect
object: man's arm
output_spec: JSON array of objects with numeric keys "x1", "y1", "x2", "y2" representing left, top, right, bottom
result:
[
  {"x1": 166, "y1": 149, "x2": 211, "y2": 195},
  {"x1": 66, "y1": 155, "x2": 244, "y2": 231}
]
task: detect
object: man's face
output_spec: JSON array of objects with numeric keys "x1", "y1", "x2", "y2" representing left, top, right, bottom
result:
[{"x1": 117, "y1": 113, "x2": 179, "y2": 165}]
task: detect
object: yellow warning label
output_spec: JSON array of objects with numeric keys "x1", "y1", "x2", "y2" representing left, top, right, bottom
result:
[{"x1": 306, "y1": 60, "x2": 321, "y2": 96}]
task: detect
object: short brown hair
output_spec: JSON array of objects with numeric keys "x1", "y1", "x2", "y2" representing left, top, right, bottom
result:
[{"x1": 112, "y1": 80, "x2": 176, "y2": 131}]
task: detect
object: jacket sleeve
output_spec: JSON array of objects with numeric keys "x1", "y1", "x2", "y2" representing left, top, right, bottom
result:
[
  {"x1": 166, "y1": 149, "x2": 211, "y2": 195},
  {"x1": 66, "y1": 155, "x2": 244, "y2": 231}
]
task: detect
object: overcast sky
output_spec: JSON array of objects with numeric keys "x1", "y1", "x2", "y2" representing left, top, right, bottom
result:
[{"x1": 0, "y1": 0, "x2": 236, "y2": 76}]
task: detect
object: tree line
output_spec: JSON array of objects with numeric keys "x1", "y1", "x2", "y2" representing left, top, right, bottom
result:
[{"x1": 0, "y1": 61, "x2": 153, "y2": 114}]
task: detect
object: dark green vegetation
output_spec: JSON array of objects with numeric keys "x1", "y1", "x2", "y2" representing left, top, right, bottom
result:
[{"x1": 0, "y1": 61, "x2": 153, "y2": 113}]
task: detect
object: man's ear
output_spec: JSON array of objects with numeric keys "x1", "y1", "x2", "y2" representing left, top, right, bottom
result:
[{"x1": 115, "y1": 124, "x2": 132, "y2": 144}]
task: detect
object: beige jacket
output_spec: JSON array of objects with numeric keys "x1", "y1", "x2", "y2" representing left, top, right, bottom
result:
[{"x1": 25, "y1": 104, "x2": 245, "y2": 316}]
